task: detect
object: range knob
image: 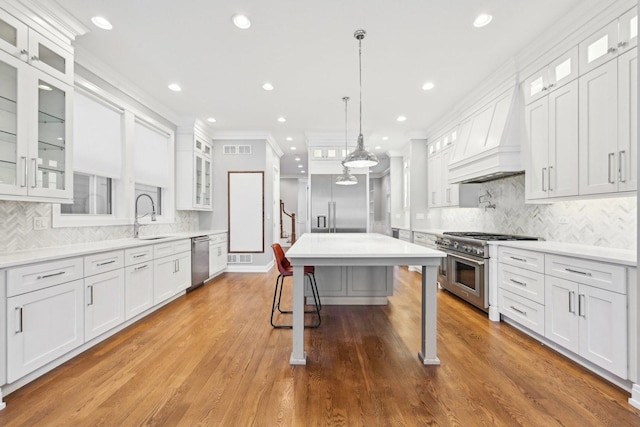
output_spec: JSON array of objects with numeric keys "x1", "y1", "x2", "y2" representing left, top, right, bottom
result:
[{"x1": 453, "y1": 242, "x2": 459, "y2": 249}]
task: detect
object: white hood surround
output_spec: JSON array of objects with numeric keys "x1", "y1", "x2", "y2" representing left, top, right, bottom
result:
[{"x1": 448, "y1": 84, "x2": 524, "y2": 184}]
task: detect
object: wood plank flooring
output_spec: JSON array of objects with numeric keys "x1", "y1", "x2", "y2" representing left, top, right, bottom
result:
[{"x1": 1, "y1": 267, "x2": 639, "y2": 426}]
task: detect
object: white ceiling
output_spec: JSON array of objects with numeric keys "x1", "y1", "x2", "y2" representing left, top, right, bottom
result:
[{"x1": 57, "y1": 0, "x2": 584, "y2": 175}]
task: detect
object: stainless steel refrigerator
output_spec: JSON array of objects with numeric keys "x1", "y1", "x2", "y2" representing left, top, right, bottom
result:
[{"x1": 310, "y1": 174, "x2": 367, "y2": 233}]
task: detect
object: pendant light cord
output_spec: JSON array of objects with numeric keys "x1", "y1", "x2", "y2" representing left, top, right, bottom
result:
[
  {"x1": 344, "y1": 97, "x2": 349, "y2": 154},
  {"x1": 358, "y1": 36, "x2": 362, "y2": 137}
]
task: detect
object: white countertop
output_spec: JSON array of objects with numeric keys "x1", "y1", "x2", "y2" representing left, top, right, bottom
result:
[
  {"x1": 287, "y1": 233, "x2": 445, "y2": 261},
  {"x1": 0, "y1": 230, "x2": 227, "y2": 269},
  {"x1": 489, "y1": 240, "x2": 636, "y2": 267}
]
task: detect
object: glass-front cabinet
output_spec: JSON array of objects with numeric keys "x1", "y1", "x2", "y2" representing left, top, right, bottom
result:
[{"x1": 176, "y1": 123, "x2": 213, "y2": 211}]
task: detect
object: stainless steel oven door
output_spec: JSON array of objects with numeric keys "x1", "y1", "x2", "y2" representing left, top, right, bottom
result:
[{"x1": 444, "y1": 252, "x2": 488, "y2": 311}]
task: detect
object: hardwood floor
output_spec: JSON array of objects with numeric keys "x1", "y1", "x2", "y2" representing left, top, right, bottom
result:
[{"x1": 1, "y1": 267, "x2": 639, "y2": 426}]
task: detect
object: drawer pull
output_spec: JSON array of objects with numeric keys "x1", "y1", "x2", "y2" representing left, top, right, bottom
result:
[
  {"x1": 565, "y1": 268, "x2": 592, "y2": 277},
  {"x1": 133, "y1": 254, "x2": 147, "y2": 258},
  {"x1": 510, "y1": 256, "x2": 527, "y2": 262},
  {"x1": 134, "y1": 264, "x2": 149, "y2": 271},
  {"x1": 510, "y1": 279, "x2": 527, "y2": 287},
  {"x1": 96, "y1": 260, "x2": 116, "y2": 267},
  {"x1": 16, "y1": 307, "x2": 23, "y2": 333},
  {"x1": 510, "y1": 306, "x2": 527, "y2": 316},
  {"x1": 37, "y1": 271, "x2": 65, "y2": 280}
]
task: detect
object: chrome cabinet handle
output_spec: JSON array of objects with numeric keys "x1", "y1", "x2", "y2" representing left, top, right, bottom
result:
[
  {"x1": 565, "y1": 268, "x2": 592, "y2": 277},
  {"x1": 569, "y1": 290, "x2": 575, "y2": 314},
  {"x1": 542, "y1": 167, "x2": 547, "y2": 191},
  {"x1": 451, "y1": 254, "x2": 484, "y2": 265},
  {"x1": 618, "y1": 41, "x2": 628, "y2": 48},
  {"x1": 21, "y1": 156, "x2": 27, "y2": 187},
  {"x1": 16, "y1": 307, "x2": 23, "y2": 333},
  {"x1": 510, "y1": 279, "x2": 527, "y2": 287},
  {"x1": 578, "y1": 294, "x2": 586, "y2": 317},
  {"x1": 134, "y1": 264, "x2": 149, "y2": 271},
  {"x1": 608, "y1": 153, "x2": 615, "y2": 184},
  {"x1": 37, "y1": 271, "x2": 65, "y2": 280},
  {"x1": 548, "y1": 166, "x2": 553, "y2": 191},
  {"x1": 218, "y1": 247, "x2": 222, "y2": 256},
  {"x1": 510, "y1": 256, "x2": 527, "y2": 263},
  {"x1": 31, "y1": 158, "x2": 37, "y2": 188},
  {"x1": 619, "y1": 151, "x2": 626, "y2": 183},
  {"x1": 30, "y1": 55, "x2": 39, "y2": 62},
  {"x1": 19, "y1": 49, "x2": 28, "y2": 57},
  {"x1": 607, "y1": 47, "x2": 617, "y2": 54},
  {"x1": 96, "y1": 260, "x2": 116, "y2": 267},
  {"x1": 88, "y1": 285, "x2": 94, "y2": 306},
  {"x1": 133, "y1": 253, "x2": 146, "y2": 258},
  {"x1": 510, "y1": 306, "x2": 527, "y2": 316}
]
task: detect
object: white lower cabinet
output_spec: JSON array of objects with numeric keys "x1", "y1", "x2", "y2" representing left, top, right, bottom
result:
[
  {"x1": 153, "y1": 251, "x2": 191, "y2": 304},
  {"x1": 85, "y1": 269, "x2": 125, "y2": 342},
  {"x1": 545, "y1": 276, "x2": 627, "y2": 378},
  {"x1": 124, "y1": 262, "x2": 154, "y2": 320},
  {"x1": 208, "y1": 233, "x2": 227, "y2": 278},
  {"x1": 6, "y1": 279, "x2": 84, "y2": 382}
]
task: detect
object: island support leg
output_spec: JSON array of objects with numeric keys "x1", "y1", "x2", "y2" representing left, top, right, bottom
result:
[
  {"x1": 289, "y1": 265, "x2": 307, "y2": 365},
  {"x1": 418, "y1": 264, "x2": 440, "y2": 365}
]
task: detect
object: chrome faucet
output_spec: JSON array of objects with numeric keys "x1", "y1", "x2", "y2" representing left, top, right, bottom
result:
[{"x1": 133, "y1": 193, "x2": 157, "y2": 238}]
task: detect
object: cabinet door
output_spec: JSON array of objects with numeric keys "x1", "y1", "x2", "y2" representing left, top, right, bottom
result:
[
  {"x1": 523, "y1": 67, "x2": 550, "y2": 104},
  {"x1": 28, "y1": 74, "x2": 73, "y2": 199},
  {"x1": 154, "y1": 256, "x2": 177, "y2": 304},
  {"x1": 524, "y1": 97, "x2": 549, "y2": 200},
  {"x1": 548, "y1": 79, "x2": 579, "y2": 198},
  {"x1": 618, "y1": 7, "x2": 638, "y2": 54},
  {"x1": 125, "y1": 262, "x2": 154, "y2": 320},
  {"x1": 203, "y1": 156, "x2": 212, "y2": 208},
  {"x1": 313, "y1": 266, "x2": 346, "y2": 297},
  {"x1": 579, "y1": 21, "x2": 618, "y2": 74},
  {"x1": 174, "y1": 252, "x2": 191, "y2": 292},
  {"x1": 442, "y1": 149, "x2": 457, "y2": 206},
  {"x1": 0, "y1": 9, "x2": 28, "y2": 58},
  {"x1": 212, "y1": 243, "x2": 226, "y2": 275},
  {"x1": 194, "y1": 152, "x2": 204, "y2": 207},
  {"x1": 578, "y1": 61, "x2": 618, "y2": 195},
  {"x1": 7, "y1": 279, "x2": 84, "y2": 382},
  {"x1": 347, "y1": 266, "x2": 391, "y2": 297},
  {"x1": 0, "y1": 49, "x2": 29, "y2": 196},
  {"x1": 617, "y1": 48, "x2": 637, "y2": 192},
  {"x1": 85, "y1": 269, "x2": 125, "y2": 341},
  {"x1": 548, "y1": 47, "x2": 579, "y2": 91},
  {"x1": 27, "y1": 31, "x2": 74, "y2": 85},
  {"x1": 545, "y1": 276, "x2": 579, "y2": 354},
  {"x1": 427, "y1": 154, "x2": 441, "y2": 207},
  {"x1": 578, "y1": 285, "x2": 627, "y2": 378}
]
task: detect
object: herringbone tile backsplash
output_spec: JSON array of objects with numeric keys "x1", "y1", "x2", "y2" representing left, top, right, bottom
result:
[
  {"x1": 0, "y1": 201, "x2": 199, "y2": 253},
  {"x1": 432, "y1": 175, "x2": 637, "y2": 250}
]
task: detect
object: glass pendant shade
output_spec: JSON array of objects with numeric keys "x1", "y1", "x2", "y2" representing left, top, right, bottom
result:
[{"x1": 335, "y1": 165, "x2": 358, "y2": 185}]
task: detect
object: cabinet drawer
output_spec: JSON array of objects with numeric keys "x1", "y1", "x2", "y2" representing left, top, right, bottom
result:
[
  {"x1": 498, "y1": 264, "x2": 545, "y2": 304},
  {"x1": 209, "y1": 233, "x2": 227, "y2": 244},
  {"x1": 398, "y1": 230, "x2": 411, "y2": 241},
  {"x1": 154, "y1": 239, "x2": 191, "y2": 259},
  {"x1": 498, "y1": 247, "x2": 544, "y2": 273},
  {"x1": 545, "y1": 254, "x2": 626, "y2": 294},
  {"x1": 84, "y1": 250, "x2": 124, "y2": 276},
  {"x1": 7, "y1": 257, "x2": 84, "y2": 297},
  {"x1": 499, "y1": 289, "x2": 545, "y2": 336},
  {"x1": 124, "y1": 246, "x2": 153, "y2": 266},
  {"x1": 413, "y1": 232, "x2": 427, "y2": 245}
]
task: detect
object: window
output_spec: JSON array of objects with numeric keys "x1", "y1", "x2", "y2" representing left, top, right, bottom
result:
[
  {"x1": 61, "y1": 173, "x2": 112, "y2": 215},
  {"x1": 135, "y1": 183, "x2": 162, "y2": 217}
]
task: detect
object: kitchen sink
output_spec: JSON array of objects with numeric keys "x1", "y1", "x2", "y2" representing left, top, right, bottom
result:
[{"x1": 138, "y1": 235, "x2": 174, "y2": 240}]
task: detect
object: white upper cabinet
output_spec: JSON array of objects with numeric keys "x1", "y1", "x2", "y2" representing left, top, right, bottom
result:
[
  {"x1": 617, "y1": 7, "x2": 638, "y2": 54},
  {"x1": 176, "y1": 124, "x2": 213, "y2": 211},
  {"x1": 617, "y1": 48, "x2": 637, "y2": 192},
  {"x1": 523, "y1": 47, "x2": 579, "y2": 105}
]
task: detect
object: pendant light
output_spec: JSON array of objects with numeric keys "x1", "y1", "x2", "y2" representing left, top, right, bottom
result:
[
  {"x1": 343, "y1": 29, "x2": 379, "y2": 168},
  {"x1": 336, "y1": 96, "x2": 358, "y2": 186}
]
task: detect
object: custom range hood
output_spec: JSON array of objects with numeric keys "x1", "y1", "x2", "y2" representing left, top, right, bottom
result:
[{"x1": 448, "y1": 85, "x2": 524, "y2": 184}]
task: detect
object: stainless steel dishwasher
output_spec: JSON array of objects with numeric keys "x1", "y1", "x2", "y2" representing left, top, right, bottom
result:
[{"x1": 188, "y1": 235, "x2": 210, "y2": 291}]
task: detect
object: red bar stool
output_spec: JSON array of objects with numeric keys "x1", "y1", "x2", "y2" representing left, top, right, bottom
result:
[{"x1": 270, "y1": 243, "x2": 321, "y2": 329}]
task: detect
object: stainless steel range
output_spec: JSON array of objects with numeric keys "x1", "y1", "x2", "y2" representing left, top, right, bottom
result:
[{"x1": 435, "y1": 232, "x2": 540, "y2": 312}]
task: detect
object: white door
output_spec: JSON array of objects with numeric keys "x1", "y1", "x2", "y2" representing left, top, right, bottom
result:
[
  {"x1": 578, "y1": 285, "x2": 627, "y2": 378},
  {"x1": 544, "y1": 276, "x2": 579, "y2": 353},
  {"x1": 578, "y1": 60, "x2": 618, "y2": 195},
  {"x1": 125, "y1": 262, "x2": 154, "y2": 320},
  {"x1": 548, "y1": 79, "x2": 579, "y2": 198},
  {"x1": 617, "y1": 48, "x2": 637, "y2": 192},
  {"x1": 174, "y1": 252, "x2": 191, "y2": 292},
  {"x1": 6, "y1": 279, "x2": 84, "y2": 382},
  {"x1": 85, "y1": 269, "x2": 125, "y2": 341},
  {"x1": 524, "y1": 97, "x2": 549, "y2": 200},
  {"x1": 154, "y1": 256, "x2": 177, "y2": 304}
]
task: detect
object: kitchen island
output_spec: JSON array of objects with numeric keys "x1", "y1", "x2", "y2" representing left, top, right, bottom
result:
[{"x1": 286, "y1": 233, "x2": 445, "y2": 365}]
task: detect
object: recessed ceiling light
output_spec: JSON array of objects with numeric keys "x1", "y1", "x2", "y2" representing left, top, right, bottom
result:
[
  {"x1": 207, "y1": 117, "x2": 216, "y2": 123},
  {"x1": 168, "y1": 83, "x2": 182, "y2": 92},
  {"x1": 300, "y1": 170, "x2": 306, "y2": 174},
  {"x1": 38, "y1": 84, "x2": 52, "y2": 91},
  {"x1": 91, "y1": 16, "x2": 113, "y2": 30},
  {"x1": 473, "y1": 13, "x2": 493, "y2": 28},
  {"x1": 232, "y1": 14, "x2": 251, "y2": 29},
  {"x1": 294, "y1": 157, "x2": 301, "y2": 161},
  {"x1": 382, "y1": 136, "x2": 389, "y2": 141},
  {"x1": 375, "y1": 146, "x2": 381, "y2": 150},
  {"x1": 397, "y1": 116, "x2": 407, "y2": 122},
  {"x1": 262, "y1": 82, "x2": 274, "y2": 91},
  {"x1": 286, "y1": 137, "x2": 293, "y2": 141},
  {"x1": 290, "y1": 146, "x2": 296, "y2": 150},
  {"x1": 422, "y1": 81, "x2": 435, "y2": 91},
  {"x1": 298, "y1": 164, "x2": 303, "y2": 168},
  {"x1": 277, "y1": 117, "x2": 286, "y2": 123}
]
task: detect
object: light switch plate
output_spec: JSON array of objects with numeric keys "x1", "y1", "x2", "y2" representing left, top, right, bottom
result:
[{"x1": 34, "y1": 217, "x2": 49, "y2": 230}]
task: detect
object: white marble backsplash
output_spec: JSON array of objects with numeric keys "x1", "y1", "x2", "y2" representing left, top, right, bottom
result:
[
  {"x1": 0, "y1": 200, "x2": 199, "y2": 253},
  {"x1": 429, "y1": 175, "x2": 637, "y2": 250}
]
